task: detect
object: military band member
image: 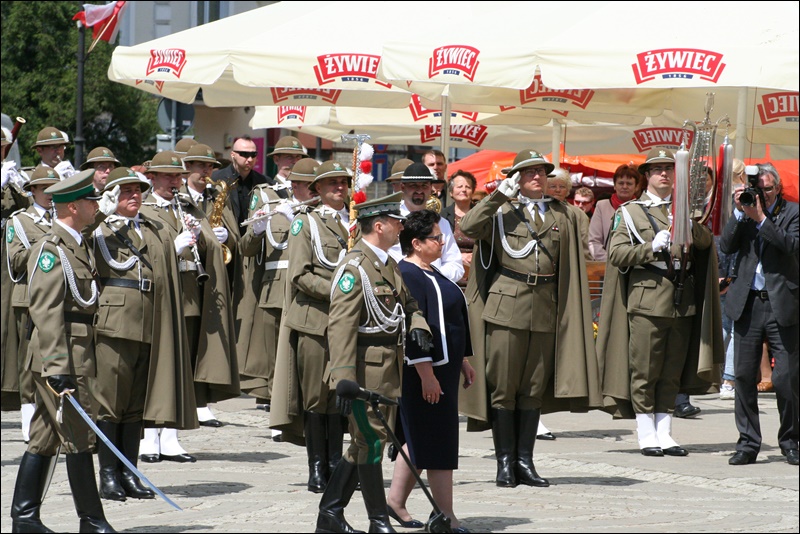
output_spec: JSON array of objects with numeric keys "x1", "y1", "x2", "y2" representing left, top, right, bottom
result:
[
  {"x1": 173, "y1": 137, "x2": 198, "y2": 157},
  {"x1": 10, "y1": 169, "x2": 116, "y2": 533},
  {"x1": 31, "y1": 126, "x2": 76, "y2": 178},
  {"x1": 266, "y1": 135, "x2": 308, "y2": 192},
  {"x1": 90, "y1": 168, "x2": 197, "y2": 502},
  {"x1": 6, "y1": 166, "x2": 60, "y2": 443},
  {"x1": 459, "y1": 150, "x2": 600, "y2": 489},
  {"x1": 316, "y1": 192, "x2": 432, "y2": 534},
  {"x1": 80, "y1": 146, "x2": 120, "y2": 191},
  {"x1": 596, "y1": 148, "x2": 721, "y2": 457}
]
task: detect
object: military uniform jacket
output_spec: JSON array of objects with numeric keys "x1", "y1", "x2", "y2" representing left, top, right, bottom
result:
[
  {"x1": 181, "y1": 182, "x2": 240, "y2": 260},
  {"x1": 7, "y1": 206, "x2": 52, "y2": 308},
  {"x1": 283, "y1": 207, "x2": 349, "y2": 336},
  {"x1": 27, "y1": 223, "x2": 98, "y2": 377}
]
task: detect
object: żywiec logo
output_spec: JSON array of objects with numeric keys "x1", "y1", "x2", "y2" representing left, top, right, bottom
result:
[
  {"x1": 277, "y1": 107, "x2": 307, "y2": 124},
  {"x1": 314, "y1": 54, "x2": 391, "y2": 88},
  {"x1": 409, "y1": 94, "x2": 478, "y2": 122},
  {"x1": 632, "y1": 127, "x2": 693, "y2": 152},
  {"x1": 520, "y1": 75, "x2": 594, "y2": 109},
  {"x1": 757, "y1": 92, "x2": 799, "y2": 125},
  {"x1": 135, "y1": 79, "x2": 165, "y2": 92},
  {"x1": 271, "y1": 87, "x2": 342, "y2": 105},
  {"x1": 632, "y1": 48, "x2": 725, "y2": 84},
  {"x1": 428, "y1": 45, "x2": 480, "y2": 82},
  {"x1": 146, "y1": 49, "x2": 187, "y2": 78},
  {"x1": 419, "y1": 125, "x2": 488, "y2": 147}
]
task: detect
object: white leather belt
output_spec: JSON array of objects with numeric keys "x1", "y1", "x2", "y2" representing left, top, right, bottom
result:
[
  {"x1": 264, "y1": 260, "x2": 288, "y2": 271},
  {"x1": 178, "y1": 259, "x2": 198, "y2": 272}
]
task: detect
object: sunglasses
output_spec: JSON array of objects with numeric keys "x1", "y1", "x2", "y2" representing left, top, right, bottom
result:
[{"x1": 234, "y1": 150, "x2": 258, "y2": 159}]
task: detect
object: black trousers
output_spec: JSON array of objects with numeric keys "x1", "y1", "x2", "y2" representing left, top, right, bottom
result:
[{"x1": 733, "y1": 292, "x2": 799, "y2": 456}]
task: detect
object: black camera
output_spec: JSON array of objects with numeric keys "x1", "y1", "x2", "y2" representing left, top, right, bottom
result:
[{"x1": 739, "y1": 165, "x2": 762, "y2": 207}]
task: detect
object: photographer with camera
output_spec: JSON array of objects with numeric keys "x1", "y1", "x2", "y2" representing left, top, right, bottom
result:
[{"x1": 720, "y1": 162, "x2": 799, "y2": 466}]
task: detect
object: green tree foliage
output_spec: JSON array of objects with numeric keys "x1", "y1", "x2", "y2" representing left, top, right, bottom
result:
[{"x1": 1, "y1": 1, "x2": 159, "y2": 168}]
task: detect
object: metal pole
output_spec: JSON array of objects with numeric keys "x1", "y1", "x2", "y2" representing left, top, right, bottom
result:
[
  {"x1": 75, "y1": 22, "x2": 86, "y2": 168},
  {"x1": 170, "y1": 100, "x2": 178, "y2": 149}
]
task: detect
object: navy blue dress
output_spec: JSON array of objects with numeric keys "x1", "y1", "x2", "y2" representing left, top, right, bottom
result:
[{"x1": 396, "y1": 260, "x2": 472, "y2": 470}]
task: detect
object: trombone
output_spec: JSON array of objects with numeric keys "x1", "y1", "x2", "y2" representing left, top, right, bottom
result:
[{"x1": 171, "y1": 188, "x2": 210, "y2": 284}]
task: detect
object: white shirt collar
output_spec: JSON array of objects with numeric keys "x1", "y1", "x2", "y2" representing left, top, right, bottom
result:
[
  {"x1": 55, "y1": 219, "x2": 82, "y2": 245},
  {"x1": 362, "y1": 238, "x2": 389, "y2": 265}
]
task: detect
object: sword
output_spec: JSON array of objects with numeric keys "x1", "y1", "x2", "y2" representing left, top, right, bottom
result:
[{"x1": 62, "y1": 392, "x2": 182, "y2": 511}]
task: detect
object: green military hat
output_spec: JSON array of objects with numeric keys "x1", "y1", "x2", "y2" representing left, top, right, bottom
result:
[
  {"x1": 31, "y1": 126, "x2": 70, "y2": 149},
  {"x1": 638, "y1": 148, "x2": 675, "y2": 175},
  {"x1": 104, "y1": 166, "x2": 151, "y2": 193},
  {"x1": 502, "y1": 149, "x2": 555, "y2": 176},
  {"x1": 1, "y1": 126, "x2": 11, "y2": 147},
  {"x1": 174, "y1": 137, "x2": 198, "y2": 155},
  {"x1": 44, "y1": 169, "x2": 101, "y2": 203},
  {"x1": 80, "y1": 146, "x2": 120, "y2": 170},
  {"x1": 311, "y1": 160, "x2": 352, "y2": 192},
  {"x1": 23, "y1": 165, "x2": 62, "y2": 192},
  {"x1": 387, "y1": 158, "x2": 413, "y2": 184},
  {"x1": 288, "y1": 157, "x2": 319, "y2": 183},
  {"x1": 182, "y1": 143, "x2": 221, "y2": 167},
  {"x1": 147, "y1": 151, "x2": 188, "y2": 173},
  {"x1": 356, "y1": 192, "x2": 405, "y2": 220},
  {"x1": 266, "y1": 136, "x2": 307, "y2": 157}
]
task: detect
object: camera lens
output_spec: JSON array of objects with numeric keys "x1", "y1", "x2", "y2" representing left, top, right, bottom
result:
[{"x1": 740, "y1": 189, "x2": 757, "y2": 207}]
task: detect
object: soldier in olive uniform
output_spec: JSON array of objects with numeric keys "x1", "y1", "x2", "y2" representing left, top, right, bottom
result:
[
  {"x1": 316, "y1": 192, "x2": 432, "y2": 534},
  {"x1": 459, "y1": 150, "x2": 600, "y2": 489},
  {"x1": 80, "y1": 146, "x2": 120, "y2": 191},
  {"x1": 31, "y1": 126, "x2": 76, "y2": 178},
  {"x1": 6, "y1": 166, "x2": 60, "y2": 442},
  {"x1": 9, "y1": 169, "x2": 116, "y2": 533}
]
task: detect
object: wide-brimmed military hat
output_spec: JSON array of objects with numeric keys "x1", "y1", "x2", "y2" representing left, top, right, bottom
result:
[
  {"x1": 174, "y1": 137, "x2": 198, "y2": 155},
  {"x1": 45, "y1": 169, "x2": 101, "y2": 202},
  {"x1": 182, "y1": 144, "x2": 221, "y2": 167},
  {"x1": 387, "y1": 158, "x2": 414, "y2": 184},
  {"x1": 24, "y1": 165, "x2": 62, "y2": 192},
  {"x1": 266, "y1": 136, "x2": 307, "y2": 157},
  {"x1": 31, "y1": 127, "x2": 70, "y2": 149},
  {"x1": 401, "y1": 162, "x2": 435, "y2": 183},
  {"x1": 502, "y1": 150, "x2": 555, "y2": 176},
  {"x1": 638, "y1": 148, "x2": 676, "y2": 175},
  {"x1": 311, "y1": 160, "x2": 352, "y2": 191},
  {"x1": 80, "y1": 147, "x2": 120, "y2": 170},
  {"x1": 104, "y1": 167, "x2": 151, "y2": 193},
  {"x1": 1, "y1": 127, "x2": 11, "y2": 147},
  {"x1": 356, "y1": 192, "x2": 405, "y2": 220},
  {"x1": 147, "y1": 151, "x2": 188, "y2": 173},
  {"x1": 288, "y1": 157, "x2": 319, "y2": 183}
]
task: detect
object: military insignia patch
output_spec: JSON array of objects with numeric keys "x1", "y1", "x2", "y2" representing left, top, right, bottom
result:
[
  {"x1": 38, "y1": 251, "x2": 56, "y2": 273},
  {"x1": 249, "y1": 194, "x2": 258, "y2": 210},
  {"x1": 6, "y1": 225, "x2": 14, "y2": 243},
  {"x1": 338, "y1": 272, "x2": 356, "y2": 294},
  {"x1": 291, "y1": 219, "x2": 303, "y2": 235},
  {"x1": 612, "y1": 212, "x2": 620, "y2": 230}
]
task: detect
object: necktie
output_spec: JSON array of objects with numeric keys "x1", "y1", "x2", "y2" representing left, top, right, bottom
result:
[
  {"x1": 659, "y1": 203, "x2": 669, "y2": 219},
  {"x1": 43, "y1": 211, "x2": 52, "y2": 224}
]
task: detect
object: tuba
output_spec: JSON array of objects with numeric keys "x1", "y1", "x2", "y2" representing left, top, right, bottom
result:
[{"x1": 206, "y1": 177, "x2": 233, "y2": 264}]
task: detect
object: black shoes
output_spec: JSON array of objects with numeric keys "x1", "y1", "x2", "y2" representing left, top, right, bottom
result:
[
  {"x1": 199, "y1": 419, "x2": 224, "y2": 428},
  {"x1": 673, "y1": 403, "x2": 701, "y2": 419},
  {"x1": 782, "y1": 449, "x2": 799, "y2": 466},
  {"x1": 537, "y1": 432, "x2": 556, "y2": 441},
  {"x1": 663, "y1": 446, "x2": 689, "y2": 457},
  {"x1": 139, "y1": 454, "x2": 161, "y2": 463},
  {"x1": 161, "y1": 454, "x2": 197, "y2": 463},
  {"x1": 729, "y1": 451, "x2": 757, "y2": 465},
  {"x1": 387, "y1": 506, "x2": 424, "y2": 528},
  {"x1": 641, "y1": 447, "x2": 664, "y2": 457}
]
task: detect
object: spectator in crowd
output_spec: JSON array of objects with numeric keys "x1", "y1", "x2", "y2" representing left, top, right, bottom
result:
[
  {"x1": 440, "y1": 170, "x2": 477, "y2": 288},
  {"x1": 573, "y1": 186, "x2": 595, "y2": 217},
  {"x1": 548, "y1": 168, "x2": 590, "y2": 260},
  {"x1": 588, "y1": 164, "x2": 641, "y2": 261}
]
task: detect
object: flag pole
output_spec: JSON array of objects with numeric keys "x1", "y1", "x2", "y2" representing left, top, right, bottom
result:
[{"x1": 75, "y1": 21, "x2": 86, "y2": 168}]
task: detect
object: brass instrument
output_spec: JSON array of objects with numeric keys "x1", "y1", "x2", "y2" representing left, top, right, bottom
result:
[
  {"x1": 171, "y1": 188, "x2": 209, "y2": 284},
  {"x1": 241, "y1": 196, "x2": 321, "y2": 226},
  {"x1": 1, "y1": 117, "x2": 25, "y2": 160},
  {"x1": 205, "y1": 177, "x2": 233, "y2": 264},
  {"x1": 425, "y1": 193, "x2": 442, "y2": 213}
]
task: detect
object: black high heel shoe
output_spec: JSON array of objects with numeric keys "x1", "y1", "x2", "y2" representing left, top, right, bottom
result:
[{"x1": 387, "y1": 505, "x2": 424, "y2": 528}]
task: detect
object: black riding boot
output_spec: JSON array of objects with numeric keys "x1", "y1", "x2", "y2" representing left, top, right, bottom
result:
[
  {"x1": 96, "y1": 421, "x2": 125, "y2": 502},
  {"x1": 515, "y1": 409, "x2": 549, "y2": 487},
  {"x1": 66, "y1": 452, "x2": 116, "y2": 533},
  {"x1": 326, "y1": 414, "x2": 345, "y2": 476},
  {"x1": 491, "y1": 408, "x2": 517, "y2": 487},
  {"x1": 11, "y1": 452, "x2": 55, "y2": 533},
  {"x1": 357, "y1": 463, "x2": 395, "y2": 533},
  {"x1": 119, "y1": 422, "x2": 155, "y2": 499},
  {"x1": 315, "y1": 459, "x2": 363, "y2": 534},
  {"x1": 305, "y1": 412, "x2": 328, "y2": 493}
]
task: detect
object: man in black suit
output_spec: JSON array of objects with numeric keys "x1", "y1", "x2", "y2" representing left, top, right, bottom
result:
[{"x1": 720, "y1": 162, "x2": 799, "y2": 466}]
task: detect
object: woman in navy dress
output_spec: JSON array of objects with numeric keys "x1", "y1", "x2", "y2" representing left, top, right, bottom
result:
[{"x1": 386, "y1": 209, "x2": 475, "y2": 533}]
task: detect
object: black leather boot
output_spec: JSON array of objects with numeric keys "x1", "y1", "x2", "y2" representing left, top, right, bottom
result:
[
  {"x1": 119, "y1": 422, "x2": 155, "y2": 499},
  {"x1": 11, "y1": 452, "x2": 55, "y2": 533},
  {"x1": 491, "y1": 408, "x2": 517, "y2": 487},
  {"x1": 305, "y1": 412, "x2": 328, "y2": 493},
  {"x1": 96, "y1": 421, "x2": 126, "y2": 502},
  {"x1": 357, "y1": 463, "x2": 395, "y2": 533},
  {"x1": 515, "y1": 409, "x2": 549, "y2": 487},
  {"x1": 66, "y1": 452, "x2": 116, "y2": 533},
  {"x1": 315, "y1": 459, "x2": 363, "y2": 534},
  {"x1": 326, "y1": 414, "x2": 345, "y2": 476}
]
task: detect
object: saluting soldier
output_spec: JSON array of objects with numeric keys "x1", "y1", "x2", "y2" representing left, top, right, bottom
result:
[
  {"x1": 90, "y1": 168, "x2": 197, "y2": 502},
  {"x1": 6, "y1": 166, "x2": 60, "y2": 443},
  {"x1": 10, "y1": 169, "x2": 116, "y2": 533},
  {"x1": 459, "y1": 149, "x2": 600, "y2": 489},
  {"x1": 316, "y1": 192, "x2": 432, "y2": 534},
  {"x1": 80, "y1": 146, "x2": 120, "y2": 191}
]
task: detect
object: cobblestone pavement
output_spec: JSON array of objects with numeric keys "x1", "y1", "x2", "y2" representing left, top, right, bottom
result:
[{"x1": 2, "y1": 392, "x2": 797, "y2": 533}]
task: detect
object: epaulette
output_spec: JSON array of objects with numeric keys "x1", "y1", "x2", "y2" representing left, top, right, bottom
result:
[
  {"x1": 44, "y1": 233, "x2": 62, "y2": 245},
  {"x1": 295, "y1": 203, "x2": 314, "y2": 215},
  {"x1": 9, "y1": 208, "x2": 28, "y2": 218},
  {"x1": 346, "y1": 255, "x2": 364, "y2": 268}
]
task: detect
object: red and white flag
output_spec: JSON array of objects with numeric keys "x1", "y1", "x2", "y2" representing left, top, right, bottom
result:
[{"x1": 73, "y1": 1, "x2": 128, "y2": 51}]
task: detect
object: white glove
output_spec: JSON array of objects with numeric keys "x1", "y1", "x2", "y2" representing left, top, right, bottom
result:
[
  {"x1": 54, "y1": 160, "x2": 78, "y2": 179},
  {"x1": 2, "y1": 160, "x2": 16, "y2": 188},
  {"x1": 99, "y1": 185, "x2": 120, "y2": 216},
  {"x1": 275, "y1": 201, "x2": 294, "y2": 220},
  {"x1": 251, "y1": 210, "x2": 268, "y2": 235},
  {"x1": 652, "y1": 230, "x2": 671, "y2": 253},
  {"x1": 183, "y1": 214, "x2": 202, "y2": 238},
  {"x1": 497, "y1": 173, "x2": 520, "y2": 198},
  {"x1": 174, "y1": 231, "x2": 195, "y2": 255},
  {"x1": 213, "y1": 226, "x2": 228, "y2": 243}
]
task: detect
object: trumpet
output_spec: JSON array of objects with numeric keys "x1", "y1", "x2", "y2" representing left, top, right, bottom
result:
[
  {"x1": 241, "y1": 196, "x2": 320, "y2": 226},
  {"x1": 171, "y1": 188, "x2": 209, "y2": 284}
]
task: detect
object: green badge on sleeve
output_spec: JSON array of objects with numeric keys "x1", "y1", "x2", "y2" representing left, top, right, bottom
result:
[
  {"x1": 38, "y1": 251, "x2": 56, "y2": 273},
  {"x1": 612, "y1": 212, "x2": 620, "y2": 230},
  {"x1": 291, "y1": 219, "x2": 303, "y2": 236},
  {"x1": 338, "y1": 272, "x2": 356, "y2": 294},
  {"x1": 249, "y1": 194, "x2": 258, "y2": 211},
  {"x1": 6, "y1": 225, "x2": 14, "y2": 243}
]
